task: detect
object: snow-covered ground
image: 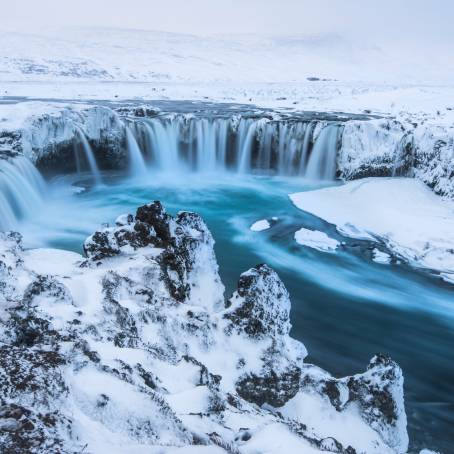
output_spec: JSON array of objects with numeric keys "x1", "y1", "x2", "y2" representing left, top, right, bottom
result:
[
  {"x1": 0, "y1": 27, "x2": 454, "y2": 118},
  {"x1": 290, "y1": 178, "x2": 454, "y2": 283},
  {"x1": 1, "y1": 28, "x2": 453, "y2": 85}
]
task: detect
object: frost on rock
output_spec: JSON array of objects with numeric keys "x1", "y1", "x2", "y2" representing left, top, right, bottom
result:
[
  {"x1": 0, "y1": 202, "x2": 412, "y2": 453},
  {"x1": 224, "y1": 264, "x2": 291, "y2": 339},
  {"x1": 299, "y1": 355, "x2": 408, "y2": 453},
  {"x1": 84, "y1": 200, "x2": 224, "y2": 309},
  {"x1": 346, "y1": 355, "x2": 409, "y2": 453},
  {"x1": 339, "y1": 117, "x2": 454, "y2": 198}
]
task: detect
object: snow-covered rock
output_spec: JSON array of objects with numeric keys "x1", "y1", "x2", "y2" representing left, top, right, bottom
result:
[
  {"x1": 0, "y1": 201, "x2": 411, "y2": 453},
  {"x1": 250, "y1": 219, "x2": 271, "y2": 232},
  {"x1": 294, "y1": 227, "x2": 340, "y2": 252}
]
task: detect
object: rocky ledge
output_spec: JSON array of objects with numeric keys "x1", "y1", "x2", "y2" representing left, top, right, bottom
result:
[{"x1": 0, "y1": 202, "x2": 409, "y2": 453}]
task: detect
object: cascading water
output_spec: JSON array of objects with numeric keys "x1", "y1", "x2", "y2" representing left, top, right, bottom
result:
[
  {"x1": 237, "y1": 120, "x2": 259, "y2": 174},
  {"x1": 33, "y1": 113, "x2": 342, "y2": 181},
  {"x1": 305, "y1": 124, "x2": 341, "y2": 180},
  {"x1": 75, "y1": 127, "x2": 102, "y2": 185},
  {"x1": 0, "y1": 156, "x2": 46, "y2": 231},
  {"x1": 125, "y1": 125, "x2": 148, "y2": 176},
  {"x1": 138, "y1": 115, "x2": 341, "y2": 179}
]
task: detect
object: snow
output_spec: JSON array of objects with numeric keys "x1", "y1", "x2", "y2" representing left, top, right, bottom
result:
[
  {"x1": 0, "y1": 202, "x2": 410, "y2": 453},
  {"x1": 0, "y1": 100, "x2": 90, "y2": 131},
  {"x1": 250, "y1": 219, "x2": 271, "y2": 232},
  {"x1": 0, "y1": 26, "x2": 449, "y2": 453},
  {"x1": 281, "y1": 392, "x2": 395, "y2": 454},
  {"x1": 290, "y1": 178, "x2": 454, "y2": 280},
  {"x1": 294, "y1": 228, "x2": 339, "y2": 252},
  {"x1": 373, "y1": 249, "x2": 392, "y2": 265},
  {"x1": 1, "y1": 28, "x2": 453, "y2": 86},
  {"x1": 23, "y1": 248, "x2": 83, "y2": 275},
  {"x1": 0, "y1": 28, "x2": 454, "y2": 121}
]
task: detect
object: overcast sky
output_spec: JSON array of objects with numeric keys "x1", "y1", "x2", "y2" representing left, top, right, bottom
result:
[{"x1": 1, "y1": 0, "x2": 453, "y2": 48}]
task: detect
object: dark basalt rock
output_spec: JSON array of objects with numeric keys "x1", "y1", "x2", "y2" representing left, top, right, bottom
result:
[
  {"x1": 22, "y1": 275, "x2": 72, "y2": 307},
  {"x1": 224, "y1": 264, "x2": 291, "y2": 339},
  {"x1": 0, "y1": 346, "x2": 67, "y2": 407},
  {"x1": 322, "y1": 379, "x2": 348, "y2": 412},
  {"x1": 116, "y1": 106, "x2": 160, "y2": 118},
  {"x1": 182, "y1": 355, "x2": 222, "y2": 390},
  {"x1": 236, "y1": 363, "x2": 301, "y2": 407},
  {"x1": 101, "y1": 272, "x2": 139, "y2": 347},
  {"x1": 136, "y1": 201, "x2": 173, "y2": 247}
]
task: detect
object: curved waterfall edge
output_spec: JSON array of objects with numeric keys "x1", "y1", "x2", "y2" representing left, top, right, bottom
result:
[{"x1": 1, "y1": 101, "x2": 453, "y2": 232}]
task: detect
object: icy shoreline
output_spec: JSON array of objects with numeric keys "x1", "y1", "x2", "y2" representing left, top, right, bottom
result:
[{"x1": 290, "y1": 177, "x2": 454, "y2": 283}]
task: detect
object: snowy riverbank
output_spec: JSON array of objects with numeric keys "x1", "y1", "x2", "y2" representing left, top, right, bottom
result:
[{"x1": 290, "y1": 177, "x2": 454, "y2": 283}]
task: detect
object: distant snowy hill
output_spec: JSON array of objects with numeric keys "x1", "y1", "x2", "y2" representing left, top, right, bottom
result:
[{"x1": 0, "y1": 27, "x2": 452, "y2": 84}]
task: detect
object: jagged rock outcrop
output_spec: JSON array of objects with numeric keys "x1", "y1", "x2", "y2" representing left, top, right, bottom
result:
[
  {"x1": 84, "y1": 201, "x2": 224, "y2": 309},
  {"x1": 224, "y1": 264, "x2": 291, "y2": 339},
  {"x1": 299, "y1": 355, "x2": 408, "y2": 454},
  {"x1": 0, "y1": 202, "x2": 410, "y2": 453}
]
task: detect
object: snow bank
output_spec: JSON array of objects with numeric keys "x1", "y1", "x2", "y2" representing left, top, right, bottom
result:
[{"x1": 290, "y1": 178, "x2": 454, "y2": 280}]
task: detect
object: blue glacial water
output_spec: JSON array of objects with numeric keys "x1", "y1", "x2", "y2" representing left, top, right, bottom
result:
[{"x1": 18, "y1": 171, "x2": 454, "y2": 453}]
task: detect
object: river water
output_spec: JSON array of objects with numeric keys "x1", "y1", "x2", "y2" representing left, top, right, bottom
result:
[{"x1": 18, "y1": 170, "x2": 454, "y2": 453}]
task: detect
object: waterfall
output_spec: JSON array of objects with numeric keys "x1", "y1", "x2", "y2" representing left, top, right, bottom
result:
[
  {"x1": 216, "y1": 119, "x2": 229, "y2": 169},
  {"x1": 143, "y1": 120, "x2": 180, "y2": 172},
  {"x1": 238, "y1": 120, "x2": 258, "y2": 173},
  {"x1": 125, "y1": 126, "x2": 147, "y2": 176},
  {"x1": 0, "y1": 157, "x2": 46, "y2": 231},
  {"x1": 138, "y1": 115, "x2": 341, "y2": 179},
  {"x1": 64, "y1": 114, "x2": 342, "y2": 180},
  {"x1": 75, "y1": 128, "x2": 102, "y2": 185},
  {"x1": 305, "y1": 124, "x2": 340, "y2": 180},
  {"x1": 299, "y1": 122, "x2": 315, "y2": 175}
]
